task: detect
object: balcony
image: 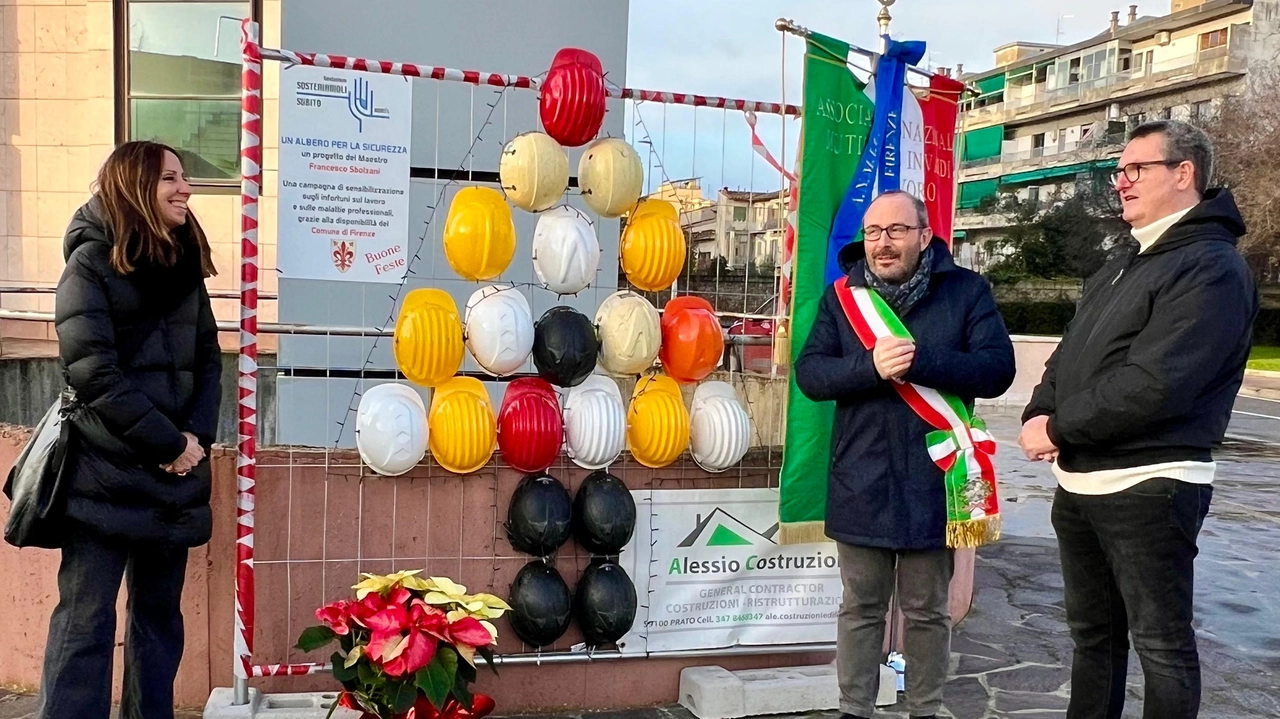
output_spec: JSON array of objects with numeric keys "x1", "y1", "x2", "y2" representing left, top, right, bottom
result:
[{"x1": 960, "y1": 132, "x2": 1125, "y2": 179}]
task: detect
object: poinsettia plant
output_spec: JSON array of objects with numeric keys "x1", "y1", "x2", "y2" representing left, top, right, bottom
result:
[{"x1": 296, "y1": 571, "x2": 511, "y2": 719}]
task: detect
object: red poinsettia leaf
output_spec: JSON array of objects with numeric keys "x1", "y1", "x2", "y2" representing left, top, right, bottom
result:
[{"x1": 447, "y1": 617, "x2": 494, "y2": 648}]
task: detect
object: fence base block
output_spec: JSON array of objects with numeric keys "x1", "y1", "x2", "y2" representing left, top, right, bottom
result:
[{"x1": 203, "y1": 688, "x2": 361, "y2": 719}]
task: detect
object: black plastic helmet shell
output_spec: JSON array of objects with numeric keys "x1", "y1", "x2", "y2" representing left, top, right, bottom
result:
[
  {"x1": 508, "y1": 561, "x2": 572, "y2": 648},
  {"x1": 505, "y1": 473, "x2": 573, "y2": 557},
  {"x1": 572, "y1": 471, "x2": 636, "y2": 556},
  {"x1": 532, "y1": 306, "x2": 600, "y2": 388},
  {"x1": 573, "y1": 559, "x2": 638, "y2": 646}
]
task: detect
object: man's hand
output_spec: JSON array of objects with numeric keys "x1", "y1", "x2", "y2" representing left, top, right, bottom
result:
[
  {"x1": 1019, "y1": 415, "x2": 1059, "y2": 461},
  {"x1": 163, "y1": 432, "x2": 205, "y2": 475},
  {"x1": 872, "y1": 337, "x2": 915, "y2": 381}
]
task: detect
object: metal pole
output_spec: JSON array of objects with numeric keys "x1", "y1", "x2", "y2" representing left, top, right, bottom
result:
[{"x1": 878, "y1": 0, "x2": 894, "y2": 53}]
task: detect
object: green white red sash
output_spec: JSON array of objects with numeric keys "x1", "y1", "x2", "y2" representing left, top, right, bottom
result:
[{"x1": 833, "y1": 277, "x2": 1001, "y2": 548}]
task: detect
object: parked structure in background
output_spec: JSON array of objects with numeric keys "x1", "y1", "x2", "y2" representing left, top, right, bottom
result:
[
  {"x1": 644, "y1": 180, "x2": 787, "y2": 271},
  {"x1": 952, "y1": 0, "x2": 1260, "y2": 272}
]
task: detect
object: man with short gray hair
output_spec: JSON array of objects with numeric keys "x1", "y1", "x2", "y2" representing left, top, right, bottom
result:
[{"x1": 1020, "y1": 120, "x2": 1257, "y2": 718}]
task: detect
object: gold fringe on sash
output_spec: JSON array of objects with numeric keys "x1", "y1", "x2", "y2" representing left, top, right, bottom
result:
[
  {"x1": 946, "y1": 514, "x2": 1002, "y2": 549},
  {"x1": 778, "y1": 521, "x2": 831, "y2": 545}
]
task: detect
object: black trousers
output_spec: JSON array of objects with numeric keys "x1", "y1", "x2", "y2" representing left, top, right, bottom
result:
[
  {"x1": 38, "y1": 527, "x2": 189, "y2": 719},
  {"x1": 1051, "y1": 477, "x2": 1212, "y2": 719}
]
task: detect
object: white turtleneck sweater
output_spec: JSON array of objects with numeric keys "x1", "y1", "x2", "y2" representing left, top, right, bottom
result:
[{"x1": 1054, "y1": 205, "x2": 1216, "y2": 495}]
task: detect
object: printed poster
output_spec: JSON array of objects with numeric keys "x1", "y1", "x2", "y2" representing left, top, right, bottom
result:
[
  {"x1": 617, "y1": 489, "x2": 841, "y2": 654},
  {"x1": 277, "y1": 65, "x2": 413, "y2": 283}
]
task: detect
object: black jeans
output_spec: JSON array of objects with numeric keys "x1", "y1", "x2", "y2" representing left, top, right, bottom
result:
[
  {"x1": 38, "y1": 527, "x2": 189, "y2": 719},
  {"x1": 1052, "y1": 478, "x2": 1212, "y2": 719}
]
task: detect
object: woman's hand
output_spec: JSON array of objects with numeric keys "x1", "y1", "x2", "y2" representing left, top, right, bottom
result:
[{"x1": 162, "y1": 432, "x2": 205, "y2": 475}]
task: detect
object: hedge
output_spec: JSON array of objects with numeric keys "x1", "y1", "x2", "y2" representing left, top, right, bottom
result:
[{"x1": 995, "y1": 301, "x2": 1280, "y2": 345}]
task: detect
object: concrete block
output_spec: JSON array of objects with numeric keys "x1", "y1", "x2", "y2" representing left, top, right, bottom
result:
[
  {"x1": 203, "y1": 688, "x2": 362, "y2": 719},
  {"x1": 679, "y1": 663, "x2": 839, "y2": 719},
  {"x1": 679, "y1": 666, "x2": 746, "y2": 719}
]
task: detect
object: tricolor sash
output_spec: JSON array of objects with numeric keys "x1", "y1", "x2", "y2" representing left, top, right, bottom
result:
[{"x1": 833, "y1": 277, "x2": 1001, "y2": 548}]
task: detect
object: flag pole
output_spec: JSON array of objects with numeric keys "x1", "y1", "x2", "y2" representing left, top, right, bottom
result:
[{"x1": 877, "y1": 0, "x2": 894, "y2": 53}]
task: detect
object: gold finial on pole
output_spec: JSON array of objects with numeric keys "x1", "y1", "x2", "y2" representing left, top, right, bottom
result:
[{"x1": 877, "y1": 0, "x2": 895, "y2": 52}]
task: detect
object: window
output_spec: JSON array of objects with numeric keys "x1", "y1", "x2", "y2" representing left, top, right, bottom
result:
[
  {"x1": 1199, "y1": 29, "x2": 1228, "y2": 52},
  {"x1": 1119, "y1": 50, "x2": 1133, "y2": 73},
  {"x1": 1134, "y1": 51, "x2": 1146, "y2": 72},
  {"x1": 1027, "y1": 186, "x2": 1041, "y2": 205},
  {"x1": 123, "y1": 0, "x2": 256, "y2": 182},
  {"x1": 733, "y1": 206, "x2": 747, "y2": 222},
  {"x1": 1192, "y1": 100, "x2": 1214, "y2": 120},
  {"x1": 1068, "y1": 57, "x2": 1082, "y2": 85}
]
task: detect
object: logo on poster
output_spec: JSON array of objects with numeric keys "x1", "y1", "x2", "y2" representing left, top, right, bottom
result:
[{"x1": 332, "y1": 240, "x2": 355, "y2": 272}]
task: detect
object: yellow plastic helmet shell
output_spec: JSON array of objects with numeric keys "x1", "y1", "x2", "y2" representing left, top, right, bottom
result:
[
  {"x1": 626, "y1": 374, "x2": 690, "y2": 469},
  {"x1": 443, "y1": 187, "x2": 517, "y2": 281},
  {"x1": 620, "y1": 200, "x2": 686, "y2": 292},
  {"x1": 627, "y1": 198, "x2": 678, "y2": 223},
  {"x1": 428, "y1": 376, "x2": 497, "y2": 474},
  {"x1": 578, "y1": 137, "x2": 644, "y2": 218},
  {"x1": 594, "y1": 291, "x2": 660, "y2": 376},
  {"x1": 689, "y1": 381, "x2": 751, "y2": 473},
  {"x1": 394, "y1": 288, "x2": 464, "y2": 387},
  {"x1": 500, "y1": 131, "x2": 570, "y2": 213}
]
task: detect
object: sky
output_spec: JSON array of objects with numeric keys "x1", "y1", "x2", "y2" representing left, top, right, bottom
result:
[{"x1": 623, "y1": 0, "x2": 1152, "y2": 193}]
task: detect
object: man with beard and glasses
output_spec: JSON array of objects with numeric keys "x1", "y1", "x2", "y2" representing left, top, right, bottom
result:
[{"x1": 796, "y1": 190, "x2": 1015, "y2": 719}]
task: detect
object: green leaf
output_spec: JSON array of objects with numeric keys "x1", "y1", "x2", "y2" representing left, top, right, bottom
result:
[
  {"x1": 389, "y1": 680, "x2": 419, "y2": 714},
  {"x1": 477, "y1": 646, "x2": 499, "y2": 677},
  {"x1": 357, "y1": 659, "x2": 379, "y2": 687},
  {"x1": 456, "y1": 658, "x2": 477, "y2": 684},
  {"x1": 452, "y1": 673, "x2": 474, "y2": 711},
  {"x1": 331, "y1": 651, "x2": 359, "y2": 683},
  {"x1": 295, "y1": 625, "x2": 337, "y2": 653},
  {"x1": 416, "y1": 647, "x2": 458, "y2": 709}
]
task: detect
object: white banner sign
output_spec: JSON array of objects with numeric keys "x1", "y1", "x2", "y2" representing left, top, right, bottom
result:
[
  {"x1": 618, "y1": 488, "x2": 841, "y2": 654},
  {"x1": 278, "y1": 66, "x2": 413, "y2": 283}
]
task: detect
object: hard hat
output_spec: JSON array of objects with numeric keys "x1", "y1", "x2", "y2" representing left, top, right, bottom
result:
[
  {"x1": 394, "y1": 288, "x2": 464, "y2": 388},
  {"x1": 574, "y1": 560, "x2": 637, "y2": 646},
  {"x1": 464, "y1": 285, "x2": 534, "y2": 377},
  {"x1": 500, "y1": 132, "x2": 570, "y2": 213},
  {"x1": 428, "y1": 376, "x2": 496, "y2": 474},
  {"x1": 509, "y1": 561, "x2": 572, "y2": 648},
  {"x1": 532, "y1": 306, "x2": 600, "y2": 388},
  {"x1": 594, "y1": 291, "x2": 660, "y2": 377},
  {"x1": 626, "y1": 374, "x2": 690, "y2": 468},
  {"x1": 659, "y1": 296, "x2": 723, "y2": 383},
  {"x1": 540, "y1": 48, "x2": 607, "y2": 148},
  {"x1": 578, "y1": 138, "x2": 644, "y2": 218},
  {"x1": 620, "y1": 199, "x2": 685, "y2": 292},
  {"x1": 572, "y1": 471, "x2": 636, "y2": 556},
  {"x1": 356, "y1": 383, "x2": 428, "y2": 477},
  {"x1": 689, "y1": 382, "x2": 751, "y2": 473},
  {"x1": 505, "y1": 472, "x2": 573, "y2": 557},
  {"x1": 532, "y1": 206, "x2": 600, "y2": 295},
  {"x1": 498, "y1": 378, "x2": 564, "y2": 474},
  {"x1": 443, "y1": 186, "x2": 516, "y2": 281},
  {"x1": 562, "y1": 375, "x2": 626, "y2": 470}
]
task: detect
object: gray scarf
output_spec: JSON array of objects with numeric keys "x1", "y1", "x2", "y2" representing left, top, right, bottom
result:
[{"x1": 863, "y1": 245, "x2": 934, "y2": 316}]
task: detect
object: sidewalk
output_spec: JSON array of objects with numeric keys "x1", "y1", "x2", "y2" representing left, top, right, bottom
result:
[{"x1": 1240, "y1": 370, "x2": 1280, "y2": 400}]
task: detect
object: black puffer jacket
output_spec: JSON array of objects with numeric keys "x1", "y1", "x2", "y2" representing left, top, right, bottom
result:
[{"x1": 55, "y1": 198, "x2": 222, "y2": 547}]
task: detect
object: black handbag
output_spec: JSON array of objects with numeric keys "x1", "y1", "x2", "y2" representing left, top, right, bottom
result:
[{"x1": 3, "y1": 388, "x2": 77, "y2": 549}]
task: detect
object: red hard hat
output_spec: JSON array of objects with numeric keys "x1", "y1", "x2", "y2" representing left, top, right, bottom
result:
[
  {"x1": 540, "y1": 48, "x2": 607, "y2": 148},
  {"x1": 498, "y1": 378, "x2": 565, "y2": 473},
  {"x1": 659, "y1": 297, "x2": 724, "y2": 383}
]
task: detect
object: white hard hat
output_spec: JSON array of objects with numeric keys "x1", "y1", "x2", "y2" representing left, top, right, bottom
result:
[
  {"x1": 689, "y1": 382, "x2": 751, "y2": 473},
  {"x1": 464, "y1": 285, "x2": 535, "y2": 377},
  {"x1": 356, "y1": 383, "x2": 428, "y2": 476},
  {"x1": 532, "y1": 206, "x2": 600, "y2": 295},
  {"x1": 562, "y1": 374, "x2": 627, "y2": 470},
  {"x1": 500, "y1": 131, "x2": 570, "y2": 213},
  {"x1": 595, "y1": 291, "x2": 660, "y2": 376},
  {"x1": 578, "y1": 138, "x2": 644, "y2": 218}
]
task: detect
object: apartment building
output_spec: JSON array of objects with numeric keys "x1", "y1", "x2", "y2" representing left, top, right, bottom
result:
[{"x1": 647, "y1": 179, "x2": 787, "y2": 271}]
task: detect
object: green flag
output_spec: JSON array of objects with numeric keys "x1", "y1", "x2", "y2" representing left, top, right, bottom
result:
[{"x1": 778, "y1": 33, "x2": 874, "y2": 544}]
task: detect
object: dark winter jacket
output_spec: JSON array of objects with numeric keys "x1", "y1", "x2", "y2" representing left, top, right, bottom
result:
[
  {"x1": 795, "y1": 239, "x2": 1016, "y2": 550},
  {"x1": 54, "y1": 198, "x2": 222, "y2": 547},
  {"x1": 1022, "y1": 189, "x2": 1257, "y2": 472}
]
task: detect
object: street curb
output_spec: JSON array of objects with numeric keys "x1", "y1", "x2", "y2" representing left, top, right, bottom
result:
[{"x1": 1245, "y1": 369, "x2": 1280, "y2": 379}]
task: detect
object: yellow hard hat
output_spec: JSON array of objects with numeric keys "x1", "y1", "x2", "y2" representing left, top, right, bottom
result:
[
  {"x1": 626, "y1": 374, "x2": 690, "y2": 468},
  {"x1": 500, "y1": 132, "x2": 570, "y2": 213},
  {"x1": 394, "y1": 288, "x2": 464, "y2": 387},
  {"x1": 578, "y1": 137, "x2": 644, "y2": 218},
  {"x1": 428, "y1": 376, "x2": 497, "y2": 474},
  {"x1": 620, "y1": 199, "x2": 686, "y2": 292},
  {"x1": 443, "y1": 187, "x2": 517, "y2": 281}
]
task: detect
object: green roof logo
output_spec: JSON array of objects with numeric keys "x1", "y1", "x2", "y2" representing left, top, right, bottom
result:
[
  {"x1": 707, "y1": 524, "x2": 754, "y2": 546},
  {"x1": 679, "y1": 509, "x2": 778, "y2": 547}
]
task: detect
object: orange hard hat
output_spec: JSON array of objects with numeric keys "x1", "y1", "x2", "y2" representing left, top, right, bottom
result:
[{"x1": 659, "y1": 296, "x2": 723, "y2": 383}]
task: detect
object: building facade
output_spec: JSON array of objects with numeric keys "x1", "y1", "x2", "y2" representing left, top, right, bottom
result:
[{"x1": 647, "y1": 179, "x2": 787, "y2": 271}]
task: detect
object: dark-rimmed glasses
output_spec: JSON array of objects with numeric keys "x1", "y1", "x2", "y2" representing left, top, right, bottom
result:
[
  {"x1": 1110, "y1": 160, "x2": 1184, "y2": 187},
  {"x1": 863, "y1": 224, "x2": 923, "y2": 241}
]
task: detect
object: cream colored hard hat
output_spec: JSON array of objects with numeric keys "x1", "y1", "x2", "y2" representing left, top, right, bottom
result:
[
  {"x1": 500, "y1": 131, "x2": 570, "y2": 213},
  {"x1": 594, "y1": 291, "x2": 660, "y2": 377},
  {"x1": 578, "y1": 137, "x2": 644, "y2": 218}
]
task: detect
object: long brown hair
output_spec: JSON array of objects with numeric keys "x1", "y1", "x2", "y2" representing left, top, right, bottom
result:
[{"x1": 94, "y1": 141, "x2": 217, "y2": 277}]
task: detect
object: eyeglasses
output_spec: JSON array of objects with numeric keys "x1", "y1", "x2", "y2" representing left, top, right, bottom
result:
[
  {"x1": 863, "y1": 224, "x2": 923, "y2": 241},
  {"x1": 1110, "y1": 160, "x2": 1184, "y2": 187}
]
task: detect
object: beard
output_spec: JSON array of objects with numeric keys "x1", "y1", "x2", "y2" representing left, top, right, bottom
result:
[{"x1": 870, "y1": 248, "x2": 918, "y2": 284}]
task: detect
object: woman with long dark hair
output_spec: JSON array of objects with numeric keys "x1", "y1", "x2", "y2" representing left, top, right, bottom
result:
[{"x1": 40, "y1": 141, "x2": 222, "y2": 719}]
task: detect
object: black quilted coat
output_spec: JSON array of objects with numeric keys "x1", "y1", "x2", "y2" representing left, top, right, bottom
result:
[{"x1": 54, "y1": 198, "x2": 222, "y2": 547}]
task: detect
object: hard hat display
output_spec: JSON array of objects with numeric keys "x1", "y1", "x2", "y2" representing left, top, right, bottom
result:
[
  {"x1": 394, "y1": 288, "x2": 464, "y2": 388},
  {"x1": 356, "y1": 383, "x2": 428, "y2": 477},
  {"x1": 594, "y1": 290, "x2": 660, "y2": 377},
  {"x1": 532, "y1": 306, "x2": 600, "y2": 388},
  {"x1": 563, "y1": 375, "x2": 626, "y2": 470},
  {"x1": 659, "y1": 296, "x2": 724, "y2": 383},
  {"x1": 620, "y1": 199, "x2": 685, "y2": 292},
  {"x1": 508, "y1": 561, "x2": 573, "y2": 648},
  {"x1": 500, "y1": 132, "x2": 570, "y2": 213},
  {"x1": 443, "y1": 186, "x2": 517, "y2": 281},
  {"x1": 505, "y1": 473, "x2": 573, "y2": 557},
  {"x1": 572, "y1": 471, "x2": 636, "y2": 556},
  {"x1": 464, "y1": 285, "x2": 534, "y2": 377},
  {"x1": 497, "y1": 378, "x2": 563, "y2": 474},
  {"x1": 689, "y1": 382, "x2": 752, "y2": 473},
  {"x1": 573, "y1": 560, "x2": 637, "y2": 646},
  {"x1": 626, "y1": 374, "x2": 690, "y2": 469},
  {"x1": 539, "y1": 48, "x2": 607, "y2": 148},
  {"x1": 578, "y1": 138, "x2": 644, "y2": 218},
  {"x1": 532, "y1": 206, "x2": 600, "y2": 295},
  {"x1": 427, "y1": 376, "x2": 496, "y2": 475}
]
